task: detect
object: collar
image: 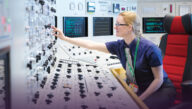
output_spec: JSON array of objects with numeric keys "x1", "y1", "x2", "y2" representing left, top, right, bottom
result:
[{"x1": 124, "y1": 37, "x2": 137, "y2": 49}]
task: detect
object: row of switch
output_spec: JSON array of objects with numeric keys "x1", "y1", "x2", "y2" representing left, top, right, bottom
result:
[{"x1": 29, "y1": 58, "x2": 136, "y2": 109}]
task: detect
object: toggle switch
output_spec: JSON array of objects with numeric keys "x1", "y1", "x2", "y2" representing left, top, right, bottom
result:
[
  {"x1": 94, "y1": 92, "x2": 100, "y2": 96},
  {"x1": 45, "y1": 99, "x2": 52, "y2": 104},
  {"x1": 99, "y1": 107, "x2": 106, "y2": 109},
  {"x1": 64, "y1": 97, "x2": 70, "y2": 102},
  {"x1": 107, "y1": 93, "x2": 113, "y2": 98},
  {"x1": 64, "y1": 91, "x2": 70, "y2": 96},
  {"x1": 34, "y1": 91, "x2": 39, "y2": 99},
  {"x1": 66, "y1": 75, "x2": 71, "y2": 79},
  {"x1": 27, "y1": 61, "x2": 32, "y2": 70},
  {"x1": 79, "y1": 89, "x2": 85, "y2": 93},
  {"x1": 47, "y1": 66, "x2": 51, "y2": 74},
  {"x1": 32, "y1": 98, "x2": 37, "y2": 104},
  {"x1": 80, "y1": 94, "x2": 86, "y2": 98},
  {"x1": 39, "y1": 0, "x2": 45, "y2": 5},
  {"x1": 94, "y1": 76, "x2": 99, "y2": 80},
  {"x1": 77, "y1": 63, "x2": 81, "y2": 67},
  {"x1": 47, "y1": 93, "x2": 54, "y2": 99},
  {"x1": 110, "y1": 87, "x2": 116, "y2": 91},
  {"x1": 51, "y1": 7, "x2": 56, "y2": 13},
  {"x1": 81, "y1": 105, "x2": 88, "y2": 109}
]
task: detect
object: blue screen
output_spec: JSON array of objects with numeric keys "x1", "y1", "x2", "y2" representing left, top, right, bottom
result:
[{"x1": 63, "y1": 17, "x2": 88, "y2": 37}]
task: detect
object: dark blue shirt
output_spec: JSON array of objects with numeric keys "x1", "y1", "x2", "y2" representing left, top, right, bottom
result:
[{"x1": 105, "y1": 37, "x2": 168, "y2": 92}]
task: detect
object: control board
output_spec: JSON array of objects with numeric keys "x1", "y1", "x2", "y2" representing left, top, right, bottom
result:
[
  {"x1": 24, "y1": 0, "x2": 58, "y2": 107},
  {"x1": 28, "y1": 57, "x2": 139, "y2": 109},
  {"x1": 58, "y1": 43, "x2": 121, "y2": 68}
]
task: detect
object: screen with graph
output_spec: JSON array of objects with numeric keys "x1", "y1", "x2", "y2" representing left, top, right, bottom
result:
[{"x1": 143, "y1": 17, "x2": 165, "y2": 33}]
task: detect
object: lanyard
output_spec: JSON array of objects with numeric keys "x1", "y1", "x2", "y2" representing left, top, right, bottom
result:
[{"x1": 125, "y1": 38, "x2": 140, "y2": 78}]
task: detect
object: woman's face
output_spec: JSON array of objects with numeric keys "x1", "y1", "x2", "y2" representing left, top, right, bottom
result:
[{"x1": 114, "y1": 15, "x2": 132, "y2": 38}]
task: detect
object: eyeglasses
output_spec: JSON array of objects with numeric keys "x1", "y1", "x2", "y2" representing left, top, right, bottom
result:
[{"x1": 115, "y1": 23, "x2": 128, "y2": 26}]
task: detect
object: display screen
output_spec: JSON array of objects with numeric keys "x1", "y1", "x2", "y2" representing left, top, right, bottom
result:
[
  {"x1": 63, "y1": 17, "x2": 88, "y2": 37},
  {"x1": 93, "y1": 17, "x2": 113, "y2": 36},
  {"x1": 143, "y1": 17, "x2": 165, "y2": 33},
  {"x1": 0, "y1": 46, "x2": 10, "y2": 109}
]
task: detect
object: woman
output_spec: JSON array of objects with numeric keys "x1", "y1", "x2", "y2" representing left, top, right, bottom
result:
[{"x1": 52, "y1": 11, "x2": 176, "y2": 109}]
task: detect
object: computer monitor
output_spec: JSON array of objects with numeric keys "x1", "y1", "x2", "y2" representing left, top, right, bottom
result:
[
  {"x1": 93, "y1": 17, "x2": 113, "y2": 36},
  {"x1": 143, "y1": 17, "x2": 165, "y2": 33},
  {"x1": 63, "y1": 17, "x2": 88, "y2": 37}
]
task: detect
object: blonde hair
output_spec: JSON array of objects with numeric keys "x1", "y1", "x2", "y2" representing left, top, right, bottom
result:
[{"x1": 119, "y1": 11, "x2": 142, "y2": 37}]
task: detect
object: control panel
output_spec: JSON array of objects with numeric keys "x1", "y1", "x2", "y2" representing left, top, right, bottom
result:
[
  {"x1": 5, "y1": 0, "x2": 141, "y2": 109},
  {"x1": 0, "y1": 0, "x2": 11, "y2": 41},
  {"x1": 24, "y1": 0, "x2": 58, "y2": 106},
  {"x1": 58, "y1": 43, "x2": 121, "y2": 68},
  {"x1": 29, "y1": 58, "x2": 139, "y2": 109},
  {"x1": 0, "y1": 0, "x2": 11, "y2": 109},
  {"x1": 0, "y1": 47, "x2": 10, "y2": 109}
]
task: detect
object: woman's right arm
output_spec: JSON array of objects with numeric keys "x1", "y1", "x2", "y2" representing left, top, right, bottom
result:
[{"x1": 52, "y1": 26, "x2": 109, "y2": 53}]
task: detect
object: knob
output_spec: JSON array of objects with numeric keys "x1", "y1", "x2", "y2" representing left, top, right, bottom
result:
[
  {"x1": 32, "y1": 98, "x2": 37, "y2": 104},
  {"x1": 81, "y1": 105, "x2": 88, "y2": 109},
  {"x1": 99, "y1": 107, "x2": 106, "y2": 109},
  {"x1": 27, "y1": 61, "x2": 32, "y2": 70},
  {"x1": 34, "y1": 91, "x2": 39, "y2": 98},
  {"x1": 79, "y1": 85, "x2": 84, "y2": 89},
  {"x1": 50, "y1": 85, "x2": 56, "y2": 90},
  {"x1": 66, "y1": 75, "x2": 71, "y2": 79},
  {"x1": 51, "y1": 7, "x2": 56, "y2": 13},
  {"x1": 64, "y1": 91, "x2": 70, "y2": 96},
  {"x1": 58, "y1": 64, "x2": 62, "y2": 68},
  {"x1": 79, "y1": 89, "x2": 85, "y2": 93},
  {"x1": 68, "y1": 64, "x2": 72, "y2": 67},
  {"x1": 45, "y1": 99, "x2": 52, "y2": 104},
  {"x1": 111, "y1": 87, "x2": 116, "y2": 91},
  {"x1": 96, "y1": 71, "x2": 100, "y2": 74},
  {"x1": 96, "y1": 56, "x2": 100, "y2": 59},
  {"x1": 39, "y1": 0, "x2": 45, "y2": 5},
  {"x1": 80, "y1": 94, "x2": 86, "y2": 98},
  {"x1": 94, "y1": 76, "x2": 99, "y2": 80},
  {"x1": 87, "y1": 70, "x2": 91, "y2": 72},
  {"x1": 77, "y1": 68, "x2": 82, "y2": 72},
  {"x1": 52, "y1": 81, "x2": 57, "y2": 85},
  {"x1": 64, "y1": 97, "x2": 70, "y2": 102},
  {"x1": 47, "y1": 93, "x2": 54, "y2": 99},
  {"x1": 107, "y1": 93, "x2": 113, "y2": 98},
  {"x1": 56, "y1": 69, "x2": 60, "y2": 72},
  {"x1": 77, "y1": 63, "x2": 81, "y2": 67},
  {"x1": 94, "y1": 92, "x2": 100, "y2": 96},
  {"x1": 47, "y1": 66, "x2": 50, "y2": 74}
]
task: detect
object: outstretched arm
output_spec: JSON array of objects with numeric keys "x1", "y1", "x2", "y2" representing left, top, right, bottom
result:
[{"x1": 52, "y1": 26, "x2": 110, "y2": 53}]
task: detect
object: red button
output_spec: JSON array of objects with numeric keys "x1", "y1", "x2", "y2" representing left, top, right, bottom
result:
[{"x1": 1, "y1": 16, "x2": 6, "y2": 25}]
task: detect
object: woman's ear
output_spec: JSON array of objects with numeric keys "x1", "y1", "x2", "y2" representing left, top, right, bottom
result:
[{"x1": 128, "y1": 25, "x2": 133, "y2": 31}]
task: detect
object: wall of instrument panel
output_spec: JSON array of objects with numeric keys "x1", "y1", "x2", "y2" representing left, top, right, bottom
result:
[{"x1": 1, "y1": 0, "x2": 192, "y2": 109}]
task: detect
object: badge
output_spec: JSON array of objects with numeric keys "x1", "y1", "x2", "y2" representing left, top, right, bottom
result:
[{"x1": 129, "y1": 83, "x2": 138, "y2": 93}]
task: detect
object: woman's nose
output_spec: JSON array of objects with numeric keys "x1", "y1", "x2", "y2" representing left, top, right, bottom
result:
[{"x1": 114, "y1": 25, "x2": 117, "y2": 29}]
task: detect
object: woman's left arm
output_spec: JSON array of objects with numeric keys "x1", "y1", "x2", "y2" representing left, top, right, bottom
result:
[{"x1": 139, "y1": 65, "x2": 164, "y2": 100}]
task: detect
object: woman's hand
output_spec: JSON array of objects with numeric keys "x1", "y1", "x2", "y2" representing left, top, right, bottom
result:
[{"x1": 51, "y1": 26, "x2": 66, "y2": 40}]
